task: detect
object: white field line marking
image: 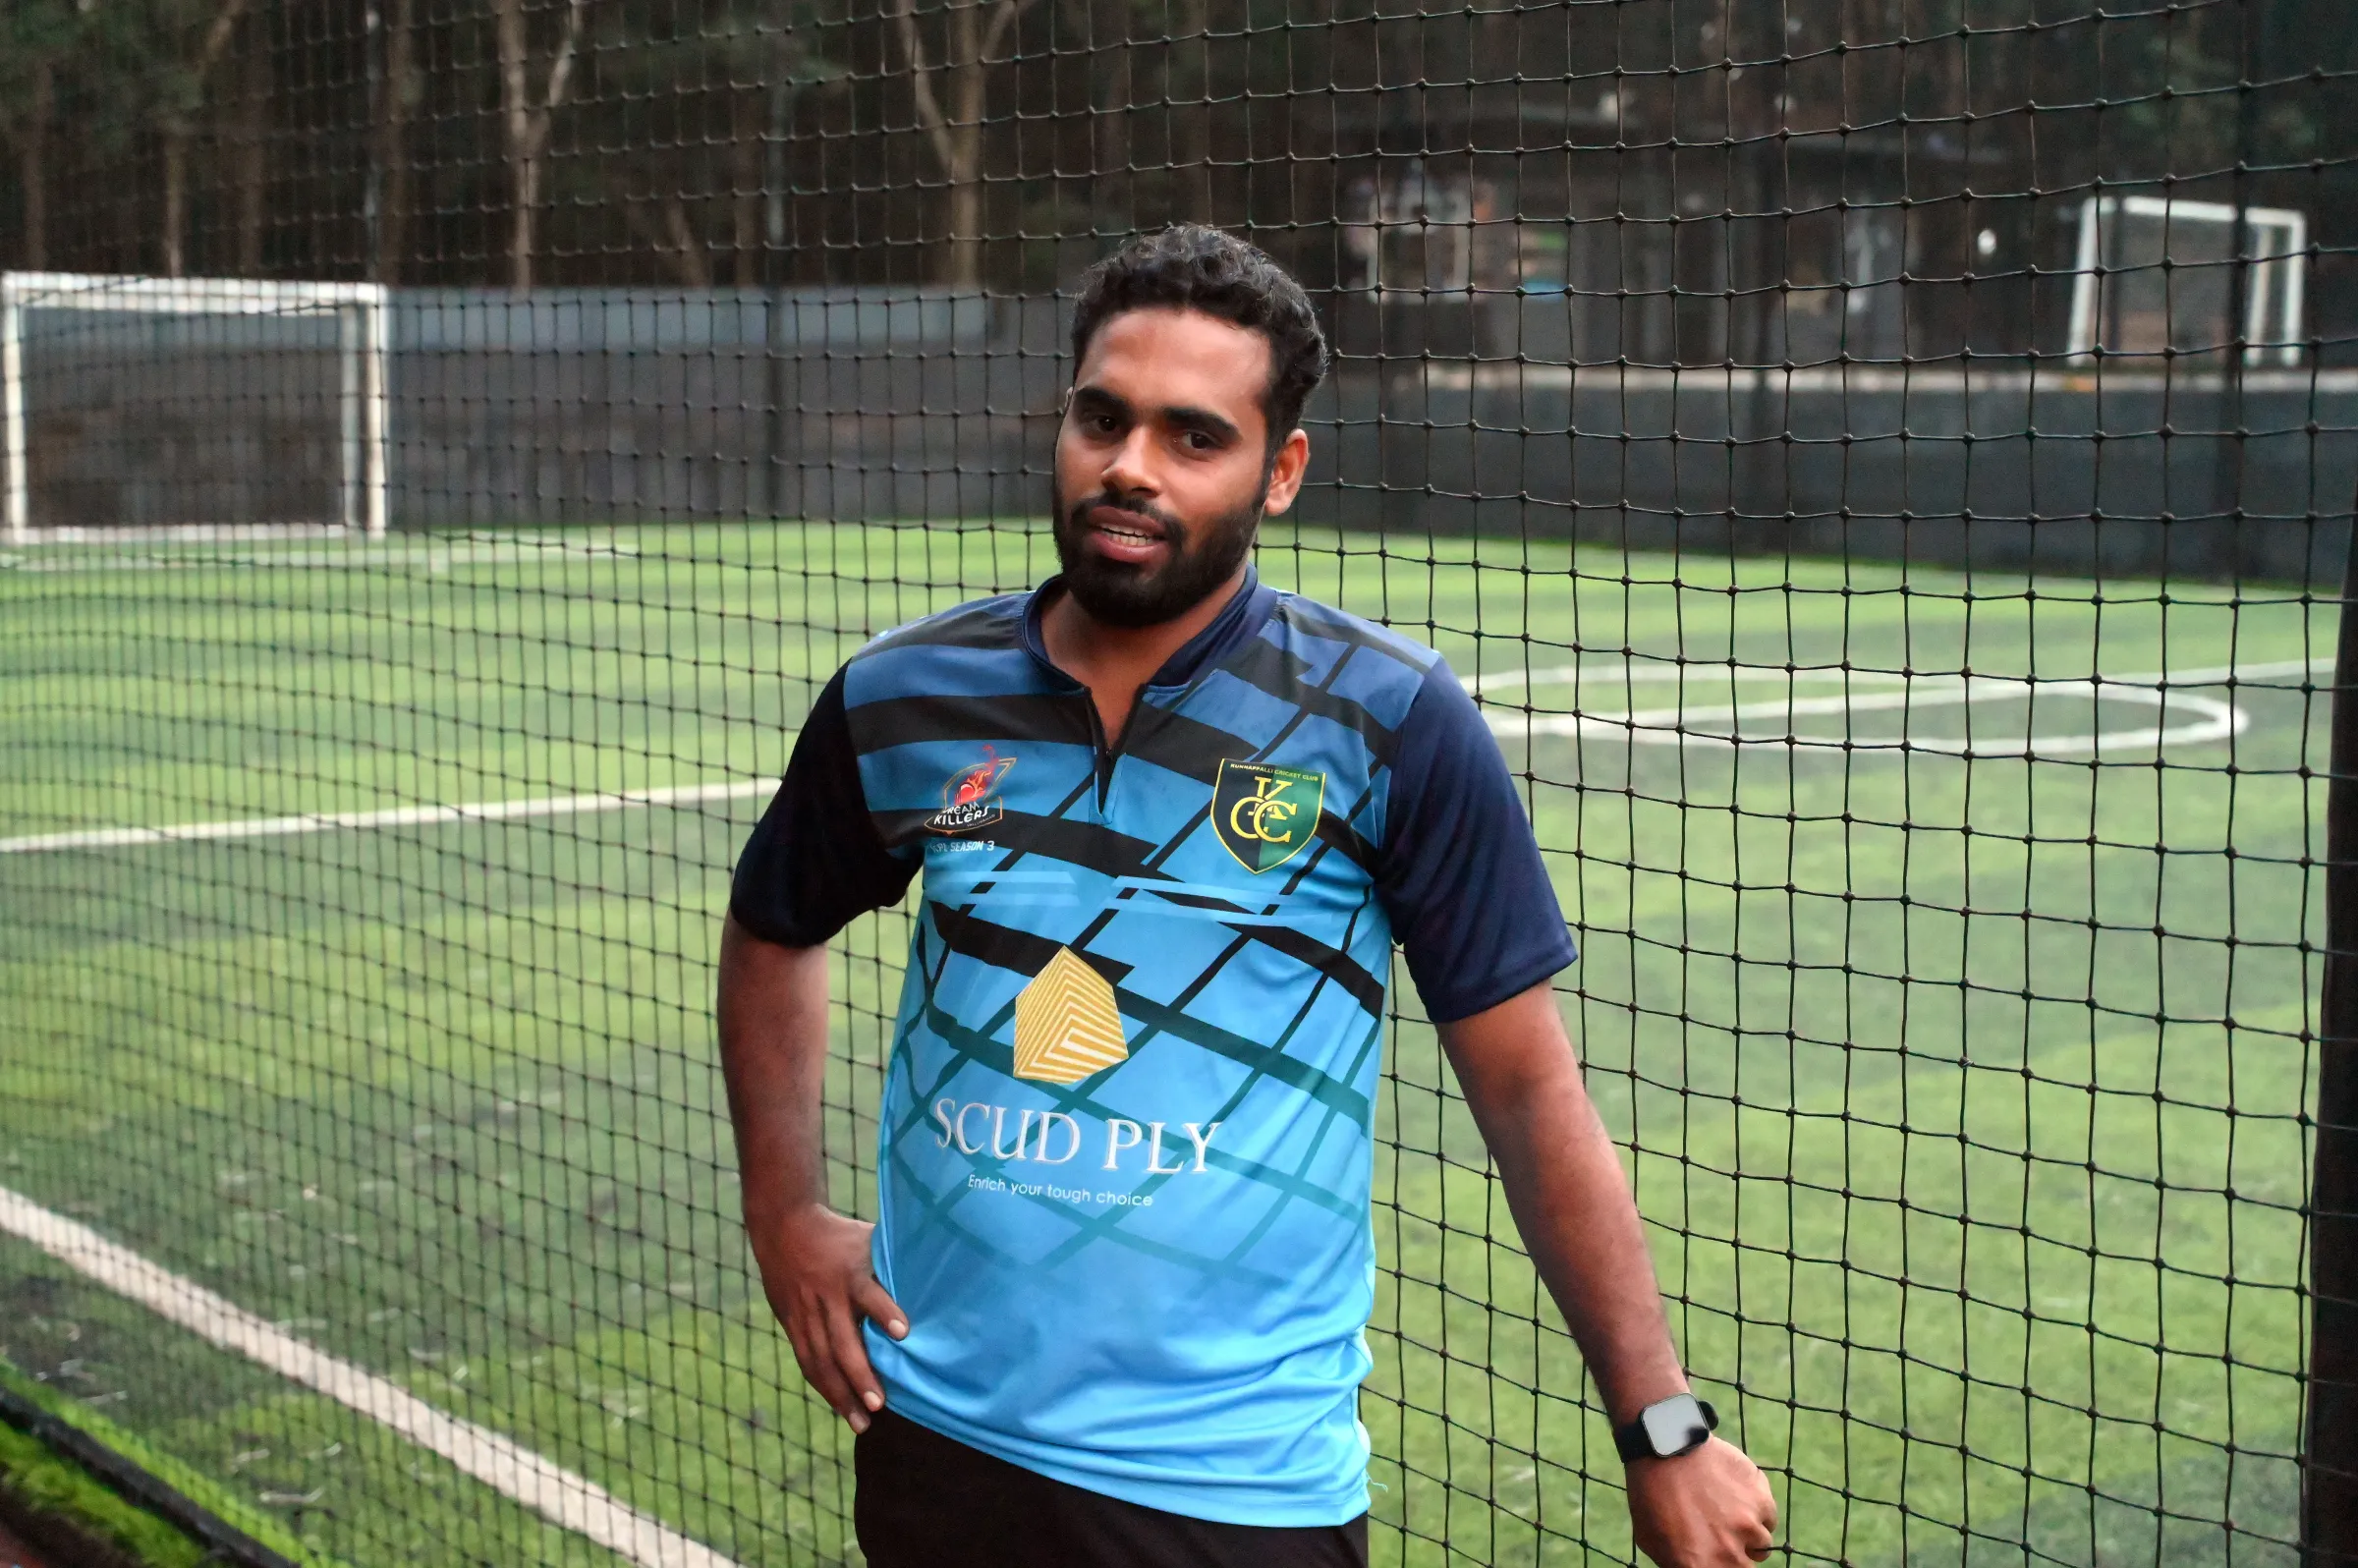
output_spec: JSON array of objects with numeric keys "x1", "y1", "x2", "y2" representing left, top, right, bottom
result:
[
  {"x1": 0, "y1": 779, "x2": 770, "y2": 857},
  {"x1": 0, "y1": 1185, "x2": 742, "y2": 1568},
  {"x1": 0, "y1": 540, "x2": 641, "y2": 574},
  {"x1": 1468, "y1": 655, "x2": 2340, "y2": 755}
]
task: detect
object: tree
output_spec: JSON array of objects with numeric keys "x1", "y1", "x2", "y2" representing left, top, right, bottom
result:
[
  {"x1": 372, "y1": 0, "x2": 421, "y2": 283},
  {"x1": 888, "y1": 0, "x2": 1045, "y2": 289},
  {"x1": 584, "y1": 0, "x2": 839, "y2": 288},
  {"x1": 0, "y1": 0, "x2": 84, "y2": 271},
  {"x1": 154, "y1": 0, "x2": 253, "y2": 277},
  {"x1": 491, "y1": 0, "x2": 587, "y2": 290}
]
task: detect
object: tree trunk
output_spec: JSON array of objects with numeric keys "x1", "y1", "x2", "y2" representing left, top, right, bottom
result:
[
  {"x1": 158, "y1": 0, "x2": 255, "y2": 280},
  {"x1": 510, "y1": 150, "x2": 541, "y2": 290},
  {"x1": 376, "y1": 0, "x2": 418, "y2": 283},
  {"x1": 234, "y1": 39, "x2": 268, "y2": 273},
  {"x1": 665, "y1": 196, "x2": 712, "y2": 289},
  {"x1": 943, "y1": 150, "x2": 982, "y2": 291},
  {"x1": 494, "y1": 0, "x2": 584, "y2": 292},
  {"x1": 1177, "y1": 0, "x2": 1210, "y2": 219},
  {"x1": 20, "y1": 60, "x2": 51, "y2": 270},
  {"x1": 161, "y1": 125, "x2": 190, "y2": 277},
  {"x1": 895, "y1": 0, "x2": 1038, "y2": 291},
  {"x1": 942, "y1": 1, "x2": 985, "y2": 291},
  {"x1": 623, "y1": 197, "x2": 713, "y2": 289},
  {"x1": 494, "y1": 0, "x2": 539, "y2": 290},
  {"x1": 730, "y1": 89, "x2": 761, "y2": 287}
]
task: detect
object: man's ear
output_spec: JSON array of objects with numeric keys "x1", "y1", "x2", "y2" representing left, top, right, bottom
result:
[{"x1": 1261, "y1": 427, "x2": 1313, "y2": 517}]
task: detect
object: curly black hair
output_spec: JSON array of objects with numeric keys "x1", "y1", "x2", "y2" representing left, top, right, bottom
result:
[{"x1": 1069, "y1": 225, "x2": 1329, "y2": 451}]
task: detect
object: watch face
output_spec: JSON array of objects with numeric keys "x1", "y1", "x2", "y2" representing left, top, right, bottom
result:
[{"x1": 1641, "y1": 1396, "x2": 1708, "y2": 1456}]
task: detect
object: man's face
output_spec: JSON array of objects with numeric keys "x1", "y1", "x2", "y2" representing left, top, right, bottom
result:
[{"x1": 1051, "y1": 307, "x2": 1309, "y2": 629}]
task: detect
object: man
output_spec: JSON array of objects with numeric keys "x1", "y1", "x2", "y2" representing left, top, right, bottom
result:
[{"x1": 718, "y1": 225, "x2": 1777, "y2": 1568}]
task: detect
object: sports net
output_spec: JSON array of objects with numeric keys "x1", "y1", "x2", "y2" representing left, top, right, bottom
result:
[{"x1": 1, "y1": 2, "x2": 2355, "y2": 1565}]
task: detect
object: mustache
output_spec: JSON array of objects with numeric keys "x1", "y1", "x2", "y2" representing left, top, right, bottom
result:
[{"x1": 1064, "y1": 492, "x2": 1186, "y2": 539}]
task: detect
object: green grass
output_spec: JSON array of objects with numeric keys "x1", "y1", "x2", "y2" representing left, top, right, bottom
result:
[
  {"x1": 0, "y1": 524, "x2": 2328, "y2": 1566},
  {"x1": 0, "y1": 1355, "x2": 331, "y2": 1568}
]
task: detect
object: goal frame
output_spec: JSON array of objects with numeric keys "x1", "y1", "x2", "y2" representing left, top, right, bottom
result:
[
  {"x1": 2064, "y1": 196, "x2": 2308, "y2": 367},
  {"x1": 0, "y1": 272, "x2": 391, "y2": 542}
]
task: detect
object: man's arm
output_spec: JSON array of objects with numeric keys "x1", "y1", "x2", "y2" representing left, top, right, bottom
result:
[
  {"x1": 716, "y1": 913, "x2": 906, "y2": 1433},
  {"x1": 1439, "y1": 981, "x2": 1776, "y2": 1568}
]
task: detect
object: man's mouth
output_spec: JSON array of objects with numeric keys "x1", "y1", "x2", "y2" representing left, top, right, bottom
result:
[{"x1": 1081, "y1": 505, "x2": 1171, "y2": 561}]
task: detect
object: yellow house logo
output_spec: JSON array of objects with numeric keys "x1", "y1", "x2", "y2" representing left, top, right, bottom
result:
[
  {"x1": 1210, "y1": 758, "x2": 1325, "y2": 874},
  {"x1": 1012, "y1": 946, "x2": 1128, "y2": 1085}
]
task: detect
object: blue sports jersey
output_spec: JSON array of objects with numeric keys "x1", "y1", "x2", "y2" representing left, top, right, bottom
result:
[{"x1": 732, "y1": 570, "x2": 1574, "y2": 1526}]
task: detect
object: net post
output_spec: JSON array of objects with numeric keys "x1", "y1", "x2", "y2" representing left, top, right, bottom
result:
[
  {"x1": 364, "y1": 286, "x2": 390, "y2": 537},
  {"x1": 1, "y1": 274, "x2": 25, "y2": 542},
  {"x1": 338, "y1": 301, "x2": 362, "y2": 534},
  {"x1": 2310, "y1": 490, "x2": 2358, "y2": 1566}
]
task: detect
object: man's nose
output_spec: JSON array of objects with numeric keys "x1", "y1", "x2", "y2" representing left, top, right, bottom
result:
[{"x1": 1100, "y1": 424, "x2": 1158, "y2": 497}]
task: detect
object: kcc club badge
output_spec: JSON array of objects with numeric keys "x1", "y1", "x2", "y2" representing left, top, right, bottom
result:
[{"x1": 1210, "y1": 758, "x2": 1325, "y2": 873}]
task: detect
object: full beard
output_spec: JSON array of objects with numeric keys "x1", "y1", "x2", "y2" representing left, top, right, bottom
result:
[{"x1": 1050, "y1": 479, "x2": 1265, "y2": 630}]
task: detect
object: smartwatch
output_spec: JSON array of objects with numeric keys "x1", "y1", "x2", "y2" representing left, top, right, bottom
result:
[{"x1": 1613, "y1": 1393, "x2": 1718, "y2": 1462}]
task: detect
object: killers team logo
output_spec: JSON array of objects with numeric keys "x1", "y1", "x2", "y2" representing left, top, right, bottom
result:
[
  {"x1": 927, "y1": 748, "x2": 1015, "y2": 834},
  {"x1": 1210, "y1": 758, "x2": 1325, "y2": 874}
]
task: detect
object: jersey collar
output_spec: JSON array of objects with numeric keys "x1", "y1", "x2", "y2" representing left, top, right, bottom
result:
[{"x1": 1022, "y1": 566, "x2": 1279, "y2": 692}]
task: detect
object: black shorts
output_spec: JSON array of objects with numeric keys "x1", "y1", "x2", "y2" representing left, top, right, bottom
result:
[{"x1": 853, "y1": 1406, "x2": 1371, "y2": 1568}]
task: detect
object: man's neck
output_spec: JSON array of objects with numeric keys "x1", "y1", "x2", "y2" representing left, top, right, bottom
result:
[{"x1": 1039, "y1": 566, "x2": 1249, "y2": 742}]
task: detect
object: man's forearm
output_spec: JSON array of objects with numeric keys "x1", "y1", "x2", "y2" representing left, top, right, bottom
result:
[
  {"x1": 716, "y1": 914, "x2": 833, "y2": 1236},
  {"x1": 1439, "y1": 984, "x2": 1687, "y2": 1423},
  {"x1": 717, "y1": 914, "x2": 908, "y2": 1428}
]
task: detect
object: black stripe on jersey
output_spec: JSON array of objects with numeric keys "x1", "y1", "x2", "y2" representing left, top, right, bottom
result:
[
  {"x1": 1209, "y1": 636, "x2": 1403, "y2": 767},
  {"x1": 849, "y1": 691, "x2": 1093, "y2": 753},
  {"x1": 1103, "y1": 884, "x2": 1386, "y2": 1019},
  {"x1": 1266, "y1": 598, "x2": 1436, "y2": 673},
  {"x1": 858, "y1": 597, "x2": 1025, "y2": 654},
  {"x1": 1310, "y1": 812, "x2": 1379, "y2": 877},
  {"x1": 929, "y1": 865, "x2": 1382, "y2": 1016},
  {"x1": 1119, "y1": 704, "x2": 1262, "y2": 784},
  {"x1": 994, "y1": 813, "x2": 1161, "y2": 877},
  {"x1": 927, "y1": 904, "x2": 1137, "y2": 987},
  {"x1": 1213, "y1": 920, "x2": 1387, "y2": 1017},
  {"x1": 1116, "y1": 988, "x2": 1372, "y2": 1126},
  {"x1": 919, "y1": 906, "x2": 1375, "y2": 1121}
]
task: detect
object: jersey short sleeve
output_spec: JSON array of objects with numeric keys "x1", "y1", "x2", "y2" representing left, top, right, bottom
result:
[
  {"x1": 730, "y1": 668, "x2": 918, "y2": 947},
  {"x1": 1376, "y1": 661, "x2": 1577, "y2": 1022}
]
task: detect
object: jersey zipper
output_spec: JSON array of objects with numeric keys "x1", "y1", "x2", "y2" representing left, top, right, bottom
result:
[
  {"x1": 1082, "y1": 692, "x2": 1120, "y2": 814},
  {"x1": 1080, "y1": 681, "x2": 1175, "y2": 816}
]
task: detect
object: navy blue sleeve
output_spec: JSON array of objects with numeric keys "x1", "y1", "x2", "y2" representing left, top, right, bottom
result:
[
  {"x1": 1376, "y1": 661, "x2": 1577, "y2": 1022},
  {"x1": 729, "y1": 668, "x2": 918, "y2": 947}
]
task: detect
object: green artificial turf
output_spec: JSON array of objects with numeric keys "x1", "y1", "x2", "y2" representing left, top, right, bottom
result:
[
  {"x1": 0, "y1": 1356, "x2": 329, "y2": 1568},
  {"x1": 0, "y1": 1403, "x2": 210, "y2": 1568},
  {"x1": 0, "y1": 523, "x2": 2327, "y2": 1566}
]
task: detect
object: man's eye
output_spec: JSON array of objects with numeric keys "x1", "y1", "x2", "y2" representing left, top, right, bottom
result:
[{"x1": 1183, "y1": 430, "x2": 1215, "y2": 451}]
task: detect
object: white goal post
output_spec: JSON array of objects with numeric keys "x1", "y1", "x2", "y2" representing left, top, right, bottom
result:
[
  {"x1": 1, "y1": 272, "x2": 391, "y2": 542},
  {"x1": 2064, "y1": 196, "x2": 2307, "y2": 366}
]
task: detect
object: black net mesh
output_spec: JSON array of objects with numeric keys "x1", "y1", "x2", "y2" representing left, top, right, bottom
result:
[{"x1": 2, "y1": 1, "x2": 2355, "y2": 1564}]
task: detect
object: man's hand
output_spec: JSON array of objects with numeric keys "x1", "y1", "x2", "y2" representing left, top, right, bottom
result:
[
  {"x1": 1627, "y1": 1435, "x2": 1777, "y2": 1567},
  {"x1": 750, "y1": 1203, "x2": 908, "y2": 1433}
]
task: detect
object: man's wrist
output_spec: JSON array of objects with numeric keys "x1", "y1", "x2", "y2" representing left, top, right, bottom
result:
[{"x1": 1613, "y1": 1391, "x2": 1717, "y2": 1462}]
